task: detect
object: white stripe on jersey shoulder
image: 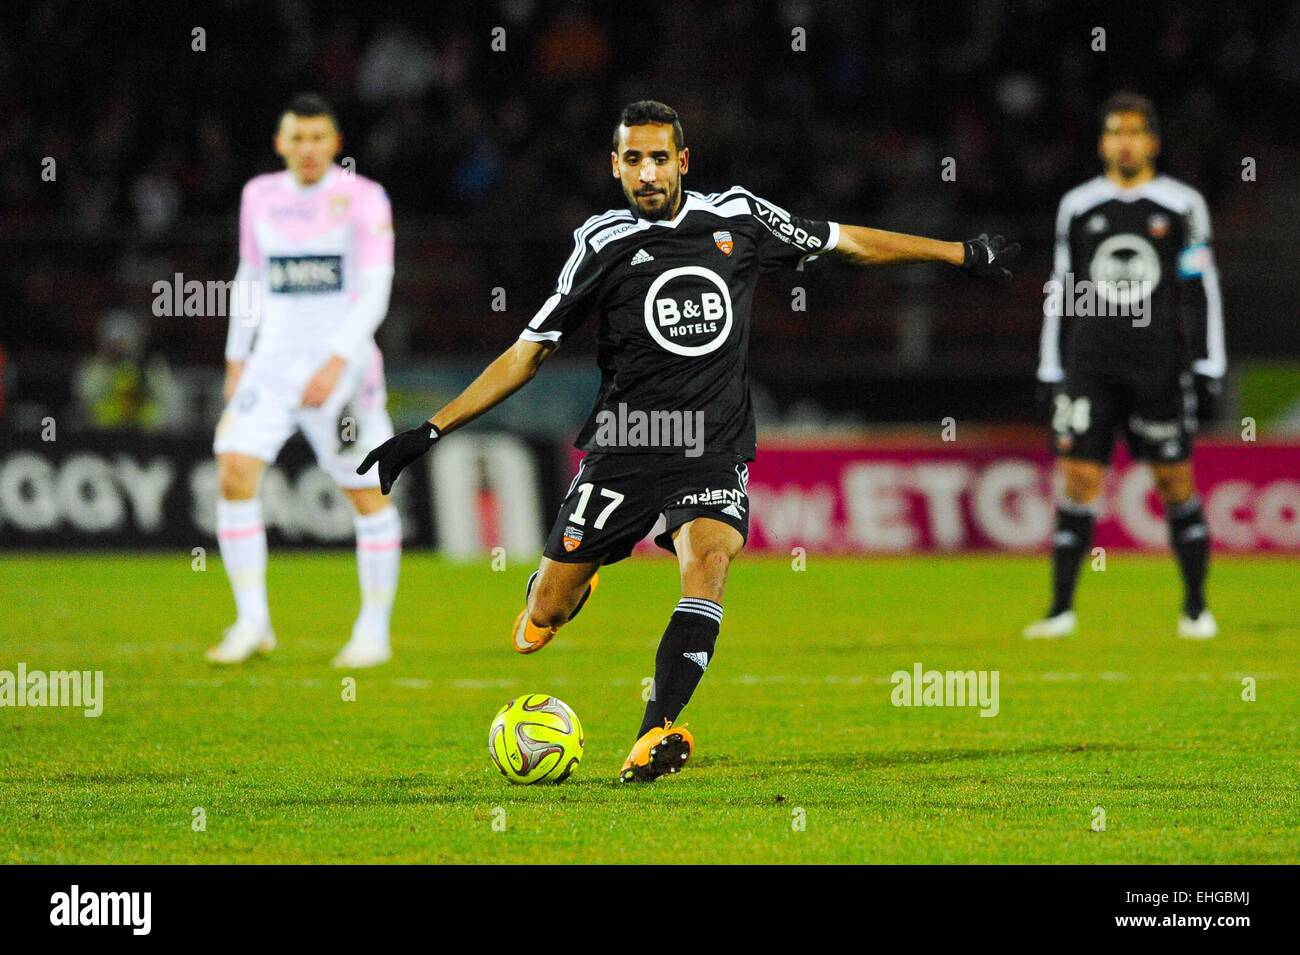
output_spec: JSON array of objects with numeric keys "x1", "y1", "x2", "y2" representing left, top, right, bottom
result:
[
  {"x1": 692, "y1": 185, "x2": 791, "y2": 221},
  {"x1": 589, "y1": 215, "x2": 655, "y2": 252},
  {"x1": 1063, "y1": 173, "x2": 1207, "y2": 218},
  {"x1": 1058, "y1": 176, "x2": 1115, "y2": 220},
  {"x1": 558, "y1": 209, "x2": 634, "y2": 294},
  {"x1": 696, "y1": 185, "x2": 756, "y2": 203},
  {"x1": 1151, "y1": 175, "x2": 1214, "y2": 246},
  {"x1": 1061, "y1": 174, "x2": 1213, "y2": 244},
  {"x1": 1144, "y1": 175, "x2": 1209, "y2": 227},
  {"x1": 667, "y1": 191, "x2": 751, "y2": 223},
  {"x1": 591, "y1": 190, "x2": 757, "y2": 247}
]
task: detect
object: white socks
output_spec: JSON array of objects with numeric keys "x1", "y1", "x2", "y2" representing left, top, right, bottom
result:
[
  {"x1": 217, "y1": 498, "x2": 269, "y2": 629},
  {"x1": 217, "y1": 498, "x2": 400, "y2": 644},
  {"x1": 353, "y1": 506, "x2": 402, "y2": 642}
]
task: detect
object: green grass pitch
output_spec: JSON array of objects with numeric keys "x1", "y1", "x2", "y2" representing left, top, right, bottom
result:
[{"x1": 1, "y1": 552, "x2": 1295, "y2": 864}]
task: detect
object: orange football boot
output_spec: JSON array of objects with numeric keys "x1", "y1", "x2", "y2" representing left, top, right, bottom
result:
[
  {"x1": 618, "y1": 720, "x2": 694, "y2": 783},
  {"x1": 511, "y1": 572, "x2": 598, "y2": 654}
]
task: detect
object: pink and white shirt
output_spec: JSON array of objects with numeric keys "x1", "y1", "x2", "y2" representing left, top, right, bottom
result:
[{"x1": 226, "y1": 165, "x2": 394, "y2": 363}]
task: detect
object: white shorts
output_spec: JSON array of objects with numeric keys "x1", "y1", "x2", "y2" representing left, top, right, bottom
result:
[{"x1": 214, "y1": 343, "x2": 395, "y2": 489}]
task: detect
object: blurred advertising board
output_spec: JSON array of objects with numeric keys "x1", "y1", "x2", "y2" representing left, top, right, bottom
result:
[
  {"x1": 0, "y1": 430, "x2": 566, "y2": 557},
  {"x1": 4, "y1": 430, "x2": 1295, "y2": 554},
  {"x1": 574, "y1": 439, "x2": 1300, "y2": 555}
]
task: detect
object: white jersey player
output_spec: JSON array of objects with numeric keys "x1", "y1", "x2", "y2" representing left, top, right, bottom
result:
[{"x1": 208, "y1": 94, "x2": 399, "y2": 668}]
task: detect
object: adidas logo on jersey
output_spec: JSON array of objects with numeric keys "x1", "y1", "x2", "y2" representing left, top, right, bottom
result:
[
  {"x1": 721, "y1": 503, "x2": 744, "y2": 519},
  {"x1": 630, "y1": 248, "x2": 655, "y2": 265}
]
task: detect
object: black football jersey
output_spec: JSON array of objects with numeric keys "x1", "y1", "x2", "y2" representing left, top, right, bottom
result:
[
  {"x1": 520, "y1": 186, "x2": 838, "y2": 459},
  {"x1": 1037, "y1": 174, "x2": 1225, "y2": 382}
]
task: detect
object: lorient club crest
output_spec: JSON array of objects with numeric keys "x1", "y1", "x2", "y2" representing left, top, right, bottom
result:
[
  {"x1": 713, "y1": 230, "x2": 734, "y2": 255},
  {"x1": 562, "y1": 525, "x2": 584, "y2": 552}
]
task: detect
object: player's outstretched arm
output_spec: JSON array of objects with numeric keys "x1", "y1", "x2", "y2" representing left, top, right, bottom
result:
[
  {"x1": 356, "y1": 339, "x2": 554, "y2": 493},
  {"x1": 833, "y1": 225, "x2": 1019, "y2": 281},
  {"x1": 426, "y1": 338, "x2": 554, "y2": 435}
]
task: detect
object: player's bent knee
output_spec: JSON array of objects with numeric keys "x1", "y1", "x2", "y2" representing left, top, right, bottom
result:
[
  {"x1": 1064, "y1": 479, "x2": 1101, "y2": 505},
  {"x1": 528, "y1": 574, "x2": 587, "y2": 630},
  {"x1": 1152, "y1": 466, "x2": 1194, "y2": 505},
  {"x1": 1060, "y1": 461, "x2": 1103, "y2": 505},
  {"x1": 528, "y1": 600, "x2": 570, "y2": 631},
  {"x1": 345, "y1": 488, "x2": 389, "y2": 516},
  {"x1": 217, "y1": 455, "x2": 262, "y2": 500},
  {"x1": 698, "y1": 548, "x2": 732, "y2": 579},
  {"x1": 682, "y1": 548, "x2": 732, "y2": 601}
]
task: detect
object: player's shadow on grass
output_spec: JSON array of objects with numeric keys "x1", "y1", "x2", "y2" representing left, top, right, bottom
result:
[
  {"x1": 22, "y1": 771, "x2": 191, "y2": 786},
  {"x1": 693, "y1": 741, "x2": 1138, "y2": 772},
  {"x1": 253, "y1": 773, "x2": 613, "y2": 808}
]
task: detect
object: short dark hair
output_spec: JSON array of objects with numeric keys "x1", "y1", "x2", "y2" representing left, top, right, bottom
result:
[
  {"x1": 612, "y1": 100, "x2": 685, "y2": 152},
  {"x1": 281, "y1": 93, "x2": 338, "y2": 128},
  {"x1": 1099, "y1": 92, "x2": 1159, "y2": 137}
]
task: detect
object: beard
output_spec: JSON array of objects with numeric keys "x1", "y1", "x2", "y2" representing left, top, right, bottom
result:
[
  {"x1": 1113, "y1": 158, "x2": 1145, "y2": 180},
  {"x1": 627, "y1": 182, "x2": 678, "y2": 221}
]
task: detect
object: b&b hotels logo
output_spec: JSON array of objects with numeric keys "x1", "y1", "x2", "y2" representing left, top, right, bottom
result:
[
  {"x1": 50, "y1": 885, "x2": 151, "y2": 935},
  {"x1": 643, "y1": 266, "x2": 734, "y2": 356}
]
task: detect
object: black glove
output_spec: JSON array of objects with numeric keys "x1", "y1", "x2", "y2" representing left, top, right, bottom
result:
[
  {"x1": 962, "y1": 233, "x2": 1020, "y2": 282},
  {"x1": 1194, "y1": 373, "x2": 1223, "y2": 423},
  {"x1": 356, "y1": 423, "x2": 441, "y2": 494}
]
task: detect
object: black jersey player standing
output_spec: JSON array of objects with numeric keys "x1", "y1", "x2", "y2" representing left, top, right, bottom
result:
[
  {"x1": 1024, "y1": 93, "x2": 1226, "y2": 641},
  {"x1": 359, "y1": 101, "x2": 1020, "y2": 781}
]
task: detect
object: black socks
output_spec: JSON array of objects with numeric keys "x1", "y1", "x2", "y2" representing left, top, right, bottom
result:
[
  {"x1": 1046, "y1": 495, "x2": 1210, "y2": 619},
  {"x1": 637, "y1": 598, "x2": 722, "y2": 738},
  {"x1": 1049, "y1": 503, "x2": 1095, "y2": 616},
  {"x1": 1167, "y1": 495, "x2": 1209, "y2": 617}
]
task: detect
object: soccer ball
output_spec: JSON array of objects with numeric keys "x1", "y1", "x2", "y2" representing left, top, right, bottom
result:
[{"x1": 488, "y1": 694, "x2": 585, "y2": 784}]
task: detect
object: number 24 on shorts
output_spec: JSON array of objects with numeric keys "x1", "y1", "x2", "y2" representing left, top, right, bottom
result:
[{"x1": 1053, "y1": 394, "x2": 1092, "y2": 434}]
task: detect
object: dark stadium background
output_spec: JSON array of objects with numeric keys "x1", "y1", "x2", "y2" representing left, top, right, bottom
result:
[
  {"x1": 7, "y1": 2, "x2": 1300, "y2": 879},
  {"x1": 3, "y1": 0, "x2": 1299, "y2": 551}
]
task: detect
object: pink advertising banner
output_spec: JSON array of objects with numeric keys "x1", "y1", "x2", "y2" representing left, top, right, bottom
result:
[{"x1": 581, "y1": 439, "x2": 1300, "y2": 555}]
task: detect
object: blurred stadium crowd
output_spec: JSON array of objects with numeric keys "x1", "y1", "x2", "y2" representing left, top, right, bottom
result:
[{"x1": 4, "y1": 0, "x2": 1300, "y2": 432}]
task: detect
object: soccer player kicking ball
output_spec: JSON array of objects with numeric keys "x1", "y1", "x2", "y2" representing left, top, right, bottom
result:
[
  {"x1": 358, "y1": 101, "x2": 1018, "y2": 780},
  {"x1": 1024, "y1": 93, "x2": 1226, "y2": 641},
  {"x1": 208, "y1": 94, "x2": 401, "y2": 669}
]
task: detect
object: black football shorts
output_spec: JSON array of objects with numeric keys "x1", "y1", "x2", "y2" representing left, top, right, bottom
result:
[
  {"x1": 1052, "y1": 355, "x2": 1197, "y2": 464},
  {"x1": 542, "y1": 451, "x2": 751, "y2": 565}
]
